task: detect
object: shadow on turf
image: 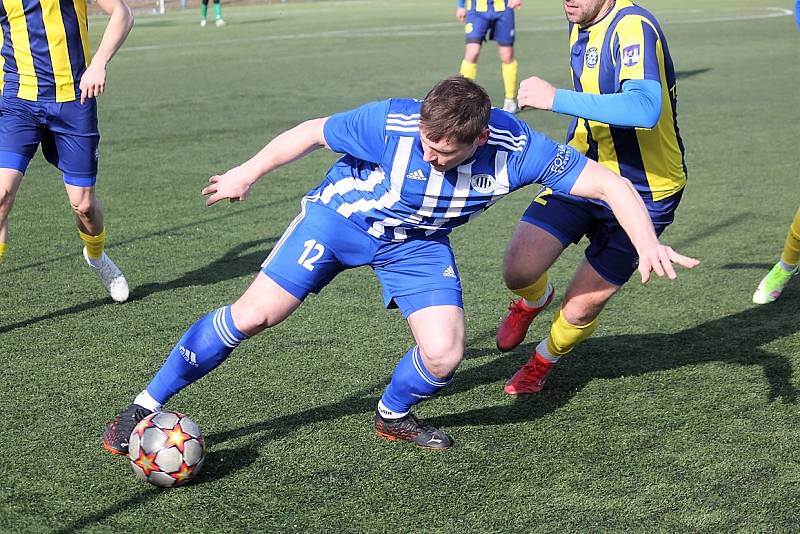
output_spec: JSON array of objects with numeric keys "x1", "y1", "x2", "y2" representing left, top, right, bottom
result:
[
  {"x1": 59, "y1": 294, "x2": 799, "y2": 528},
  {"x1": 52, "y1": 488, "x2": 159, "y2": 534},
  {"x1": 231, "y1": 17, "x2": 280, "y2": 25},
  {"x1": 432, "y1": 289, "x2": 800, "y2": 428},
  {"x1": 0, "y1": 237, "x2": 277, "y2": 334},
  {"x1": 126, "y1": 237, "x2": 278, "y2": 302},
  {"x1": 720, "y1": 262, "x2": 774, "y2": 270},
  {"x1": 675, "y1": 68, "x2": 711, "y2": 80},
  {"x1": 52, "y1": 448, "x2": 258, "y2": 534},
  {"x1": 180, "y1": 290, "x2": 800, "y2": 451}
]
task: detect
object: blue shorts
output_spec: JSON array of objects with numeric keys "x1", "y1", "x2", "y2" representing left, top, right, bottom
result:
[
  {"x1": 0, "y1": 95, "x2": 99, "y2": 187},
  {"x1": 465, "y1": 9, "x2": 515, "y2": 46},
  {"x1": 521, "y1": 189, "x2": 682, "y2": 286},
  {"x1": 261, "y1": 198, "x2": 464, "y2": 318}
]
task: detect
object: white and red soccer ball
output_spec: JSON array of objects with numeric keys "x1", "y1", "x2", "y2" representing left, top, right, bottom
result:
[{"x1": 128, "y1": 411, "x2": 206, "y2": 488}]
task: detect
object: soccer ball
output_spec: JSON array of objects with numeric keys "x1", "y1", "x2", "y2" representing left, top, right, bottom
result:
[{"x1": 128, "y1": 411, "x2": 206, "y2": 488}]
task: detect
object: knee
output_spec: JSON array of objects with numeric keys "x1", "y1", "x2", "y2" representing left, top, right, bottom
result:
[
  {"x1": 0, "y1": 187, "x2": 16, "y2": 215},
  {"x1": 502, "y1": 249, "x2": 535, "y2": 290},
  {"x1": 502, "y1": 264, "x2": 530, "y2": 290},
  {"x1": 70, "y1": 197, "x2": 95, "y2": 220},
  {"x1": 230, "y1": 299, "x2": 293, "y2": 336},
  {"x1": 418, "y1": 334, "x2": 464, "y2": 378},
  {"x1": 560, "y1": 298, "x2": 606, "y2": 326},
  {"x1": 230, "y1": 306, "x2": 276, "y2": 336}
]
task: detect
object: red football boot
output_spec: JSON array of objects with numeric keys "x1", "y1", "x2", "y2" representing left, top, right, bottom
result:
[
  {"x1": 504, "y1": 352, "x2": 556, "y2": 395},
  {"x1": 496, "y1": 288, "x2": 554, "y2": 352}
]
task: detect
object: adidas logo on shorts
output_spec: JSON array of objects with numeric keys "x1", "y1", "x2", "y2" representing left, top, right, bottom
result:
[{"x1": 442, "y1": 265, "x2": 457, "y2": 279}]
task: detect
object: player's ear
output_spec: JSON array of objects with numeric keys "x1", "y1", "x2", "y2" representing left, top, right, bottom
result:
[{"x1": 476, "y1": 128, "x2": 490, "y2": 146}]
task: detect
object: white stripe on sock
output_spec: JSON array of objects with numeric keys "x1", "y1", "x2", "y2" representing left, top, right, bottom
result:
[{"x1": 377, "y1": 399, "x2": 408, "y2": 420}]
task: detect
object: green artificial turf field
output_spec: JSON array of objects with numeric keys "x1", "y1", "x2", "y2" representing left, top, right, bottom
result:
[{"x1": 1, "y1": 1, "x2": 799, "y2": 531}]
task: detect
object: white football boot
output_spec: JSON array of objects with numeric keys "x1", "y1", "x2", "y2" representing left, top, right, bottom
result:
[
  {"x1": 753, "y1": 262, "x2": 798, "y2": 304},
  {"x1": 83, "y1": 247, "x2": 130, "y2": 303},
  {"x1": 200, "y1": 18, "x2": 207, "y2": 27},
  {"x1": 215, "y1": 17, "x2": 226, "y2": 26},
  {"x1": 502, "y1": 98, "x2": 519, "y2": 114}
]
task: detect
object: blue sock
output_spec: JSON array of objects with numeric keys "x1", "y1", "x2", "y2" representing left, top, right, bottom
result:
[
  {"x1": 796, "y1": 1, "x2": 800, "y2": 29},
  {"x1": 146, "y1": 306, "x2": 248, "y2": 405},
  {"x1": 378, "y1": 346, "x2": 453, "y2": 418}
]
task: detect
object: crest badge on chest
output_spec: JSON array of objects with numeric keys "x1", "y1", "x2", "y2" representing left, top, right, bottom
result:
[
  {"x1": 470, "y1": 174, "x2": 496, "y2": 194},
  {"x1": 585, "y1": 47, "x2": 599, "y2": 68}
]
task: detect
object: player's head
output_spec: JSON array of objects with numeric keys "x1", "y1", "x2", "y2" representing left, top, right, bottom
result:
[
  {"x1": 563, "y1": 0, "x2": 615, "y2": 26},
  {"x1": 419, "y1": 76, "x2": 491, "y2": 172}
]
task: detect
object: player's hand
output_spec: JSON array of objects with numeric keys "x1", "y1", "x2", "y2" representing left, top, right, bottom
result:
[
  {"x1": 636, "y1": 244, "x2": 699, "y2": 284},
  {"x1": 78, "y1": 62, "x2": 107, "y2": 104},
  {"x1": 456, "y1": 7, "x2": 466, "y2": 22},
  {"x1": 507, "y1": 0, "x2": 522, "y2": 9},
  {"x1": 518, "y1": 76, "x2": 557, "y2": 111},
  {"x1": 202, "y1": 166, "x2": 256, "y2": 206}
]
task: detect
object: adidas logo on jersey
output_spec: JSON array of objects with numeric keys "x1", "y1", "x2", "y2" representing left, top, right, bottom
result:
[
  {"x1": 442, "y1": 265, "x2": 457, "y2": 279},
  {"x1": 180, "y1": 345, "x2": 198, "y2": 367},
  {"x1": 406, "y1": 169, "x2": 427, "y2": 181}
]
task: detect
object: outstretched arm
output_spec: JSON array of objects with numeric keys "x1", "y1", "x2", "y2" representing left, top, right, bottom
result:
[
  {"x1": 79, "y1": 0, "x2": 134, "y2": 104},
  {"x1": 202, "y1": 117, "x2": 330, "y2": 206},
  {"x1": 569, "y1": 159, "x2": 699, "y2": 283},
  {"x1": 518, "y1": 76, "x2": 662, "y2": 128}
]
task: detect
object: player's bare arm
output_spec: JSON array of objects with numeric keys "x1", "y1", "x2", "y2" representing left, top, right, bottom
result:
[
  {"x1": 79, "y1": 0, "x2": 134, "y2": 104},
  {"x1": 202, "y1": 117, "x2": 330, "y2": 206},
  {"x1": 569, "y1": 159, "x2": 699, "y2": 283},
  {"x1": 517, "y1": 76, "x2": 556, "y2": 111}
]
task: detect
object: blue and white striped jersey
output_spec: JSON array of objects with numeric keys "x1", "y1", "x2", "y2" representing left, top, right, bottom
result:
[{"x1": 318, "y1": 98, "x2": 587, "y2": 242}]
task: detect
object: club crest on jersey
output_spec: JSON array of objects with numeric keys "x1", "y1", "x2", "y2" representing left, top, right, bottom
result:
[
  {"x1": 585, "y1": 47, "x2": 599, "y2": 68},
  {"x1": 470, "y1": 173, "x2": 496, "y2": 194},
  {"x1": 622, "y1": 44, "x2": 641, "y2": 67}
]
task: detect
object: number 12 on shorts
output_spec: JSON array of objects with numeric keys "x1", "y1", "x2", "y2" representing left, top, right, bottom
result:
[{"x1": 298, "y1": 239, "x2": 324, "y2": 271}]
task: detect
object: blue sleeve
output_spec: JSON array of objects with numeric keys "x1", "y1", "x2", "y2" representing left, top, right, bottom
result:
[
  {"x1": 323, "y1": 99, "x2": 390, "y2": 162},
  {"x1": 512, "y1": 127, "x2": 588, "y2": 194},
  {"x1": 551, "y1": 79, "x2": 662, "y2": 128},
  {"x1": 457, "y1": 0, "x2": 465, "y2": 7}
]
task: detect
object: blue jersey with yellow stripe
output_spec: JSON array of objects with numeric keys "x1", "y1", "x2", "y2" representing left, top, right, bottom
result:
[
  {"x1": 463, "y1": 0, "x2": 508, "y2": 13},
  {"x1": 566, "y1": 0, "x2": 686, "y2": 208},
  {"x1": 0, "y1": 0, "x2": 91, "y2": 102}
]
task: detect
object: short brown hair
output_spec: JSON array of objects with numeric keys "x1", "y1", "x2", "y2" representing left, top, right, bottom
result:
[{"x1": 420, "y1": 76, "x2": 491, "y2": 145}]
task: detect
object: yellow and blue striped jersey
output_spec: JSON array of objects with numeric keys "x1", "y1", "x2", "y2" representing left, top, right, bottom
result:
[
  {"x1": 566, "y1": 0, "x2": 686, "y2": 208},
  {"x1": 464, "y1": 0, "x2": 508, "y2": 14},
  {"x1": 0, "y1": 0, "x2": 91, "y2": 102}
]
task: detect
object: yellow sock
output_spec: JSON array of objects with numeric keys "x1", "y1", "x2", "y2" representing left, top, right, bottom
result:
[
  {"x1": 513, "y1": 273, "x2": 549, "y2": 302},
  {"x1": 0, "y1": 242, "x2": 6, "y2": 263},
  {"x1": 546, "y1": 308, "x2": 598, "y2": 357},
  {"x1": 80, "y1": 227, "x2": 107, "y2": 261},
  {"x1": 501, "y1": 59, "x2": 518, "y2": 100},
  {"x1": 460, "y1": 60, "x2": 478, "y2": 80},
  {"x1": 781, "y1": 208, "x2": 800, "y2": 266}
]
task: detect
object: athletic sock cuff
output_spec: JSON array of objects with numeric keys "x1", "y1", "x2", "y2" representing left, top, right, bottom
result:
[
  {"x1": 213, "y1": 306, "x2": 248, "y2": 347},
  {"x1": 412, "y1": 347, "x2": 453, "y2": 387}
]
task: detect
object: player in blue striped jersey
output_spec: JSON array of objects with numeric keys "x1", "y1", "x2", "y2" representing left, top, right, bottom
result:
[
  {"x1": 0, "y1": 0, "x2": 134, "y2": 302},
  {"x1": 103, "y1": 77, "x2": 697, "y2": 452}
]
